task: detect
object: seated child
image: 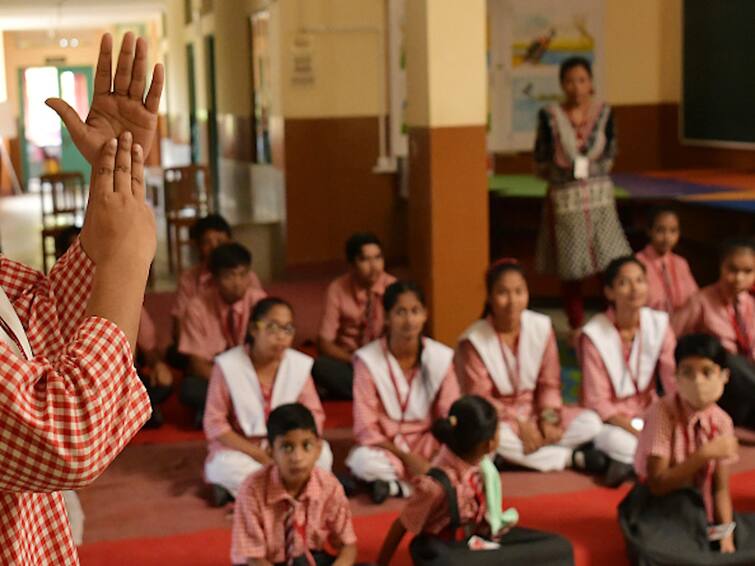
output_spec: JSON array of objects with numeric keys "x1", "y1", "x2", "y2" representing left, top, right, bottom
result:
[
  {"x1": 346, "y1": 281, "x2": 460, "y2": 504},
  {"x1": 179, "y1": 242, "x2": 267, "y2": 424},
  {"x1": 619, "y1": 334, "x2": 755, "y2": 565},
  {"x1": 457, "y1": 259, "x2": 602, "y2": 472},
  {"x1": 581, "y1": 256, "x2": 677, "y2": 486},
  {"x1": 204, "y1": 298, "x2": 332, "y2": 503},
  {"x1": 377, "y1": 395, "x2": 574, "y2": 566},
  {"x1": 136, "y1": 306, "x2": 173, "y2": 429},
  {"x1": 231, "y1": 403, "x2": 357, "y2": 566},
  {"x1": 673, "y1": 239, "x2": 755, "y2": 428},
  {"x1": 314, "y1": 232, "x2": 397, "y2": 399},
  {"x1": 636, "y1": 207, "x2": 699, "y2": 314}
]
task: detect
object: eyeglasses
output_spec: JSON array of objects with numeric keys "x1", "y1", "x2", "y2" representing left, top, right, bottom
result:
[{"x1": 255, "y1": 321, "x2": 296, "y2": 336}]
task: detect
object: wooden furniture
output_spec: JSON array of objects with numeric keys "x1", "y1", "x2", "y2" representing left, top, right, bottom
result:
[
  {"x1": 39, "y1": 172, "x2": 86, "y2": 273},
  {"x1": 163, "y1": 165, "x2": 214, "y2": 274}
]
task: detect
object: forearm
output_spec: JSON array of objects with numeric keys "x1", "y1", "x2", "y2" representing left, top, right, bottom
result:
[
  {"x1": 333, "y1": 543, "x2": 357, "y2": 566},
  {"x1": 377, "y1": 519, "x2": 407, "y2": 566},
  {"x1": 218, "y1": 431, "x2": 270, "y2": 463},
  {"x1": 607, "y1": 414, "x2": 640, "y2": 437},
  {"x1": 647, "y1": 454, "x2": 708, "y2": 496},
  {"x1": 714, "y1": 467, "x2": 734, "y2": 525}
]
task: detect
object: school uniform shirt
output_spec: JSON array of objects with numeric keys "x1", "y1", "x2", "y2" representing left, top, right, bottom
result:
[
  {"x1": 0, "y1": 240, "x2": 151, "y2": 565},
  {"x1": 400, "y1": 445, "x2": 486, "y2": 536},
  {"x1": 458, "y1": 315, "x2": 580, "y2": 435},
  {"x1": 203, "y1": 347, "x2": 325, "y2": 463},
  {"x1": 672, "y1": 283, "x2": 755, "y2": 361},
  {"x1": 178, "y1": 285, "x2": 267, "y2": 362},
  {"x1": 634, "y1": 392, "x2": 737, "y2": 522},
  {"x1": 231, "y1": 465, "x2": 357, "y2": 564},
  {"x1": 636, "y1": 245, "x2": 699, "y2": 314},
  {"x1": 172, "y1": 265, "x2": 263, "y2": 322},
  {"x1": 318, "y1": 271, "x2": 397, "y2": 354},
  {"x1": 352, "y1": 338, "x2": 461, "y2": 467},
  {"x1": 581, "y1": 309, "x2": 677, "y2": 422}
]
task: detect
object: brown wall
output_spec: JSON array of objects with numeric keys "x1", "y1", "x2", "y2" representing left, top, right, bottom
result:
[{"x1": 283, "y1": 117, "x2": 405, "y2": 266}]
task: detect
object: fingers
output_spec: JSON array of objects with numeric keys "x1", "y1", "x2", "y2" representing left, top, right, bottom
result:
[
  {"x1": 144, "y1": 63, "x2": 165, "y2": 114},
  {"x1": 113, "y1": 32, "x2": 135, "y2": 96},
  {"x1": 131, "y1": 143, "x2": 145, "y2": 201},
  {"x1": 128, "y1": 37, "x2": 148, "y2": 101},
  {"x1": 93, "y1": 139, "x2": 117, "y2": 196},
  {"x1": 94, "y1": 33, "x2": 113, "y2": 95},
  {"x1": 114, "y1": 132, "x2": 133, "y2": 193},
  {"x1": 45, "y1": 98, "x2": 87, "y2": 141}
]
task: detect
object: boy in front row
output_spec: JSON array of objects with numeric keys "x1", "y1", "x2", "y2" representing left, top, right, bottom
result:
[
  {"x1": 231, "y1": 403, "x2": 358, "y2": 566},
  {"x1": 619, "y1": 334, "x2": 755, "y2": 565}
]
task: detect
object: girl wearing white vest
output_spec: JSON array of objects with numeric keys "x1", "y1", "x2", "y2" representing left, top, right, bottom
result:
[
  {"x1": 203, "y1": 297, "x2": 332, "y2": 502},
  {"x1": 457, "y1": 259, "x2": 602, "y2": 472},
  {"x1": 581, "y1": 256, "x2": 677, "y2": 487},
  {"x1": 346, "y1": 281, "x2": 461, "y2": 504}
]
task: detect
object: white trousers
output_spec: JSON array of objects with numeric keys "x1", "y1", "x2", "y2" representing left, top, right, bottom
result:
[
  {"x1": 497, "y1": 409, "x2": 603, "y2": 472},
  {"x1": 204, "y1": 440, "x2": 333, "y2": 497},
  {"x1": 594, "y1": 423, "x2": 639, "y2": 465},
  {"x1": 345, "y1": 446, "x2": 412, "y2": 496},
  {"x1": 62, "y1": 490, "x2": 84, "y2": 546}
]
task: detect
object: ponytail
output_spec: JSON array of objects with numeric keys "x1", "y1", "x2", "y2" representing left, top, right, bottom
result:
[{"x1": 432, "y1": 395, "x2": 498, "y2": 458}]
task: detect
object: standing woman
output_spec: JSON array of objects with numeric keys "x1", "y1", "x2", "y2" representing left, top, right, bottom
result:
[{"x1": 534, "y1": 57, "x2": 631, "y2": 337}]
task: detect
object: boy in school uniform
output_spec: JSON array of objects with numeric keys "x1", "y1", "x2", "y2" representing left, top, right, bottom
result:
[
  {"x1": 636, "y1": 207, "x2": 699, "y2": 314},
  {"x1": 672, "y1": 239, "x2": 755, "y2": 428},
  {"x1": 619, "y1": 334, "x2": 755, "y2": 564},
  {"x1": 179, "y1": 242, "x2": 267, "y2": 424},
  {"x1": 231, "y1": 403, "x2": 358, "y2": 566},
  {"x1": 314, "y1": 232, "x2": 396, "y2": 399}
]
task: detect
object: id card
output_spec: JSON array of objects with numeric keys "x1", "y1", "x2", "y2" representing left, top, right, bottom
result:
[{"x1": 574, "y1": 156, "x2": 589, "y2": 179}]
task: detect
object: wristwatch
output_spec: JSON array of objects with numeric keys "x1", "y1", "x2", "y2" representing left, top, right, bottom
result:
[{"x1": 539, "y1": 408, "x2": 560, "y2": 425}]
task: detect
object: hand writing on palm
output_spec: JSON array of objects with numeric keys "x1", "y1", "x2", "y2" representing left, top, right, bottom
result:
[{"x1": 45, "y1": 32, "x2": 164, "y2": 165}]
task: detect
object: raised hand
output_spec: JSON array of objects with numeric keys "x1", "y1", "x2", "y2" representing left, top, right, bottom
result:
[{"x1": 46, "y1": 33, "x2": 164, "y2": 165}]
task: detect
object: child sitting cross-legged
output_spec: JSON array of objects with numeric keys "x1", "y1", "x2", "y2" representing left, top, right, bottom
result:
[{"x1": 619, "y1": 333, "x2": 755, "y2": 565}]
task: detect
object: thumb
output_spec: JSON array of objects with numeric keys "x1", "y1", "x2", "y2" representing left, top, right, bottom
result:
[{"x1": 45, "y1": 98, "x2": 88, "y2": 141}]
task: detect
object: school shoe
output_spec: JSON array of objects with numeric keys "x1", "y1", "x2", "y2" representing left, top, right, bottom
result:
[
  {"x1": 370, "y1": 480, "x2": 390, "y2": 504},
  {"x1": 209, "y1": 484, "x2": 234, "y2": 507},
  {"x1": 336, "y1": 472, "x2": 359, "y2": 498},
  {"x1": 603, "y1": 460, "x2": 635, "y2": 488},
  {"x1": 571, "y1": 443, "x2": 609, "y2": 474}
]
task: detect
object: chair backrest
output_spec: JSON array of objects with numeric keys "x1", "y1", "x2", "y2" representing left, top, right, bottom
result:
[
  {"x1": 39, "y1": 172, "x2": 86, "y2": 227},
  {"x1": 163, "y1": 165, "x2": 213, "y2": 218}
]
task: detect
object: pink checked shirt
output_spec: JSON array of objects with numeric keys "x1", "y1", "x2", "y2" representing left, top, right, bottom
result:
[
  {"x1": 231, "y1": 465, "x2": 357, "y2": 564},
  {"x1": 457, "y1": 329, "x2": 584, "y2": 435},
  {"x1": 0, "y1": 240, "x2": 151, "y2": 565},
  {"x1": 634, "y1": 392, "x2": 736, "y2": 522},
  {"x1": 318, "y1": 272, "x2": 397, "y2": 353},
  {"x1": 636, "y1": 245, "x2": 699, "y2": 314},
  {"x1": 581, "y1": 311, "x2": 677, "y2": 421},
  {"x1": 179, "y1": 285, "x2": 267, "y2": 362},
  {"x1": 203, "y1": 351, "x2": 325, "y2": 461},
  {"x1": 400, "y1": 446, "x2": 487, "y2": 536},
  {"x1": 172, "y1": 265, "x2": 263, "y2": 321},
  {"x1": 672, "y1": 283, "x2": 755, "y2": 361}
]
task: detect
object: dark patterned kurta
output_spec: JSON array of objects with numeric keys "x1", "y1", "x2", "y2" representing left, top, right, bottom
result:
[{"x1": 534, "y1": 102, "x2": 630, "y2": 280}]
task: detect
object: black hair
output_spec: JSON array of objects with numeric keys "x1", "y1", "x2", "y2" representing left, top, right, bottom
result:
[
  {"x1": 431, "y1": 395, "x2": 498, "y2": 459},
  {"x1": 647, "y1": 206, "x2": 679, "y2": 230},
  {"x1": 559, "y1": 56, "x2": 592, "y2": 83},
  {"x1": 190, "y1": 213, "x2": 232, "y2": 242},
  {"x1": 54, "y1": 225, "x2": 82, "y2": 259},
  {"x1": 247, "y1": 297, "x2": 294, "y2": 345},
  {"x1": 719, "y1": 237, "x2": 755, "y2": 264},
  {"x1": 602, "y1": 255, "x2": 646, "y2": 288},
  {"x1": 674, "y1": 333, "x2": 728, "y2": 369},
  {"x1": 208, "y1": 242, "x2": 252, "y2": 276},
  {"x1": 383, "y1": 280, "x2": 426, "y2": 314},
  {"x1": 345, "y1": 232, "x2": 382, "y2": 264},
  {"x1": 481, "y1": 260, "x2": 526, "y2": 318},
  {"x1": 266, "y1": 403, "x2": 319, "y2": 445}
]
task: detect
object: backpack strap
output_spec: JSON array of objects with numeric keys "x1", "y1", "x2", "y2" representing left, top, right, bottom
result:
[{"x1": 426, "y1": 467, "x2": 461, "y2": 533}]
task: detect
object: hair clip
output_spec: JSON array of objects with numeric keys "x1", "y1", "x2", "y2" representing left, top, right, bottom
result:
[{"x1": 448, "y1": 415, "x2": 458, "y2": 427}]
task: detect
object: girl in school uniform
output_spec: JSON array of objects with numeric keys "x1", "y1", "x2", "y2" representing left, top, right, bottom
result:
[
  {"x1": 377, "y1": 395, "x2": 574, "y2": 566},
  {"x1": 672, "y1": 239, "x2": 755, "y2": 429},
  {"x1": 346, "y1": 281, "x2": 461, "y2": 504},
  {"x1": 457, "y1": 259, "x2": 603, "y2": 472},
  {"x1": 203, "y1": 297, "x2": 332, "y2": 504},
  {"x1": 581, "y1": 256, "x2": 677, "y2": 487},
  {"x1": 636, "y1": 207, "x2": 699, "y2": 314}
]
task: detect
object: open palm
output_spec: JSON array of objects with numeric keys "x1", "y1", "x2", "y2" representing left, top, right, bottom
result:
[{"x1": 46, "y1": 33, "x2": 164, "y2": 165}]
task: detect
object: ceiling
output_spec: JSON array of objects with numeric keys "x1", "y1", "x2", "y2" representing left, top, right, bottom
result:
[{"x1": 0, "y1": 0, "x2": 166, "y2": 30}]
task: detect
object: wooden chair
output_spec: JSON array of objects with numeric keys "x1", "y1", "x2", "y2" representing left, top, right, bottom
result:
[
  {"x1": 39, "y1": 172, "x2": 86, "y2": 273},
  {"x1": 163, "y1": 165, "x2": 214, "y2": 274}
]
